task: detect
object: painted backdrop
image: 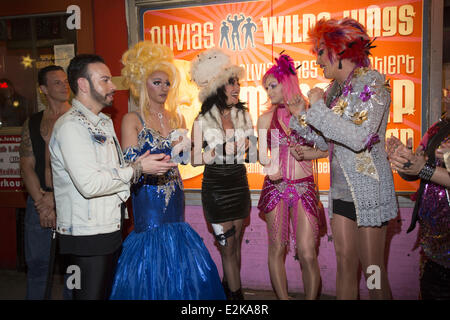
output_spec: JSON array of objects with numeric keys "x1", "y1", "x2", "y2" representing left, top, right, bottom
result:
[{"x1": 141, "y1": 0, "x2": 423, "y2": 192}]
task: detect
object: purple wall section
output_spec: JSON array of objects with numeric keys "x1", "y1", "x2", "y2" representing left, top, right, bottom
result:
[{"x1": 185, "y1": 205, "x2": 421, "y2": 300}]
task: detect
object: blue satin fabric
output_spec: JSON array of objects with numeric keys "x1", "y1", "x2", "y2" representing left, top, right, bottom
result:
[
  {"x1": 132, "y1": 183, "x2": 184, "y2": 233},
  {"x1": 110, "y1": 127, "x2": 225, "y2": 300}
]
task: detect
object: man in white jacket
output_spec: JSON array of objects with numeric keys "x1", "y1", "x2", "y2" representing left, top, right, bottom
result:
[{"x1": 49, "y1": 54, "x2": 177, "y2": 300}]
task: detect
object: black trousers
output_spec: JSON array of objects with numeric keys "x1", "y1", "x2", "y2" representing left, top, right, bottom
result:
[{"x1": 69, "y1": 247, "x2": 121, "y2": 300}]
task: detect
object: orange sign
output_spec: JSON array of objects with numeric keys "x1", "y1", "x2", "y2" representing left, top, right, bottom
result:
[{"x1": 142, "y1": 0, "x2": 423, "y2": 192}]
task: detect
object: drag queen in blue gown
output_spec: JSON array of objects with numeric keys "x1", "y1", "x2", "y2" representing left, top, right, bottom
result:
[{"x1": 109, "y1": 41, "x2": 225, "y2": 300}]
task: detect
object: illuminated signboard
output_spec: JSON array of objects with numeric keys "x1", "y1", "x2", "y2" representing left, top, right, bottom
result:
[{"x1": 141, "y1": 0, "x2": 423, "y2": 192}]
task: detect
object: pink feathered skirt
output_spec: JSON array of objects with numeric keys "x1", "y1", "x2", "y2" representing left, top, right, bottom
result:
[{"x1": 257, "y1": 175, "x2": 324, "y2": 248}]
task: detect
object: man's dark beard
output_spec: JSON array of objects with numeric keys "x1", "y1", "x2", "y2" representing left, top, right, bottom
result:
[{"x1": 87, "y1": 77, "x2": 113, "y2": 107}]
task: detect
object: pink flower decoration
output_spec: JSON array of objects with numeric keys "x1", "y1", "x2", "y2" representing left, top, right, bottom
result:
[
  {"x1": 359, "y1": 85, "x2": 374, "y2": 102},
  {"x1": 343, "y1": 84, "x2": 352, "y2": 97}
]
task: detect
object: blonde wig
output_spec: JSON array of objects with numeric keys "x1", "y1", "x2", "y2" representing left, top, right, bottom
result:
[{"x1": 121, "y1": 41, "x2": 182, "y2": 128}]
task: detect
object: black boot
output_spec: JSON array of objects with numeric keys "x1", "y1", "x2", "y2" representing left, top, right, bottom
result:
[{"x1": 231, "y1": 288, "x2": 244, "y2": 300}]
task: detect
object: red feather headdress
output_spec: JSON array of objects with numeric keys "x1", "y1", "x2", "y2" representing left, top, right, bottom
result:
[{"x1": 308, "y1": 18, "x2": 374, "y2": 68}]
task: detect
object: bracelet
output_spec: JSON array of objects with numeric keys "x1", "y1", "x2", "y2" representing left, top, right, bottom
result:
[
  {"x1": 418, "y1": 162, "x2": 436, "y2": 181},
  {"x1": 130, "y1": 161, "x2": 143, "y2": 184}
]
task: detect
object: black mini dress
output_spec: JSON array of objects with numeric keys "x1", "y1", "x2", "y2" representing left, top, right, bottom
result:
[
  {"x1": 201, "y1": 143, "x2": 251, "y2": 225},
  {"x1": 198, "y1": 106, "x2": 253, "y2": 224}
]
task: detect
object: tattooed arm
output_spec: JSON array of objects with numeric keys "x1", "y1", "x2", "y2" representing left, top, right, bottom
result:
[
  {"x1": 19, "y1": 119, "x2": 43, "y2": 202},
  {"x1": 20, "y1": 119, "x2": 56, "y2": 227}
]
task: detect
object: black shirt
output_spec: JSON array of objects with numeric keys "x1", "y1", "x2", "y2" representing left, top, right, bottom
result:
[{"x1": 58, "y1": 231, "x2": 122, "y2": 256}]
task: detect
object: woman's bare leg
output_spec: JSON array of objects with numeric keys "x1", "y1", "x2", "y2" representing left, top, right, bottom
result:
[
  {"x1": 265, "y1": 203, "x2": 289, "y2": 300},
  {"x1": 295, "y1": 204, "x2": 321, "y2": 299},
  {"x1": 330, "y1": 214, "x2": 359, "y2": 299}
]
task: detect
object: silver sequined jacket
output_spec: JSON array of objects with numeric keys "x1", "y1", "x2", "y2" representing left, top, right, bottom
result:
[{"x1": 290, "y1": 68, "x2": 398, "y2": 226}]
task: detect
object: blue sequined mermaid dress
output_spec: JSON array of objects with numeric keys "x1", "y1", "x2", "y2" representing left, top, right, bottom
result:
[{"x1": 110, "y1": 123, "x2": 225, "y2": 300}]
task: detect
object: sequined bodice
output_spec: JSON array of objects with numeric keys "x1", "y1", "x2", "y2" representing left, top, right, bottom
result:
[
  {"x1": 123, "y1": 126, "x2": 184, "y2": 233},
  {"x1": 124, "y1": 127, "x2": 182, "y2": 189},
  {"x1": 125, "y1": 127, "x2": 173, "y2": 159}
]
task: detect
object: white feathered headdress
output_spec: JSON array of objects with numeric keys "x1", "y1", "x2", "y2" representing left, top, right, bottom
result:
[{"x1": 190, "y1": 48, "x2": 244, "y2": 102}]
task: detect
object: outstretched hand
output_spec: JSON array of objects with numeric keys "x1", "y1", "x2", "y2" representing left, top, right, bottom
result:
[{"x1": 137, "y1": 151, "x2": 178, "y2": 175}]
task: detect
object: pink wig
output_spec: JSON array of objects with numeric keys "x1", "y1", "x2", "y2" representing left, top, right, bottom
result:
[
  {"x1": 308, "y1": 18, "x2": 373, "y2": 68},
  {"x1": 262, "y1": 53, "x2": 304, "y2": 104}
]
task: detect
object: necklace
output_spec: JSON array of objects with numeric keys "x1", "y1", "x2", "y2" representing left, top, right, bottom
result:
[{"x1": 149, "y1": 109, "x2": 165, "y2": 129}]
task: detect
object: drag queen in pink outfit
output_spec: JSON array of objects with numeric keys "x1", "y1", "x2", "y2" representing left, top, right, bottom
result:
[{"x1": 257, "y1": 54, "x2": 328, "y2": 300}]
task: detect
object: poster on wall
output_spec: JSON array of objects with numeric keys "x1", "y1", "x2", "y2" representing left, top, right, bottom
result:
[
  {"x1": 54, "y1": 44, "x2": 75, "y2": 71},
  {"x1": 0, "y1": 135, "x2": 23, "y2": 191},
  {"x1": 141, "y1": 0, "x2": 423, "y2": 192}
]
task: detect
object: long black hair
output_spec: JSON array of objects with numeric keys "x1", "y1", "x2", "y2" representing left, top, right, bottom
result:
[{"x1": 200, "y1": 77, "x2": 247, "y2": 116}]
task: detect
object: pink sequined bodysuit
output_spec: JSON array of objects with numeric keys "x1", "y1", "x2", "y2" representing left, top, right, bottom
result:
[{"x1": 257, "y1": 105, "x2": 324, "y2": 246}]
